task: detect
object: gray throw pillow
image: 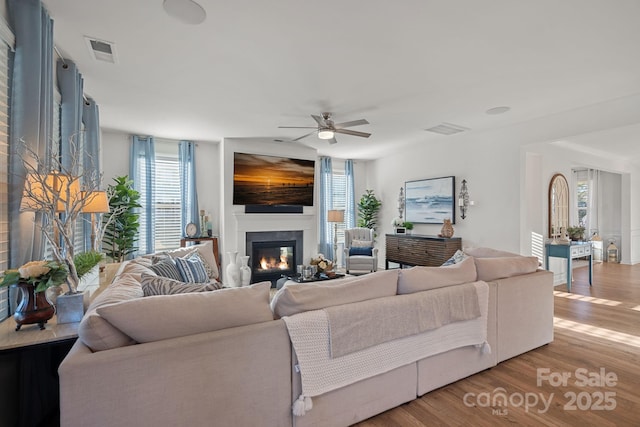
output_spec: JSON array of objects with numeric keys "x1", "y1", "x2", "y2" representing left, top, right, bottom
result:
[
  {"x1": 149, "y1": 258, "x2": 182, "y2": 281},
  {"x1": 141, "y1": 273, "x2": 221, "y2": 296}
]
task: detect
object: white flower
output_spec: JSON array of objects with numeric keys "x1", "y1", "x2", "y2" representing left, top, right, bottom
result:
[{"x1": 19, "y1": 260, "x2": 51, "y2": 279}]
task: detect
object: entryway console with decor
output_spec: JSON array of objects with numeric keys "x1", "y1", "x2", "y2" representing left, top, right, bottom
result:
[{"x1": 385, "y1": 234, "x2": 462, "y2": 269}]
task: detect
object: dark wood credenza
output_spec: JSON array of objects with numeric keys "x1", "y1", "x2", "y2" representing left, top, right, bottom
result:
[{"x1": 385, "y1": 234, "x2": 462, "y2": 269}]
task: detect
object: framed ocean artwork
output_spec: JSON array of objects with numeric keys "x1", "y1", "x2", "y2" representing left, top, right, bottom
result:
[{"x1": 405, "y1": 176, "x2": 456, "y2": 224}]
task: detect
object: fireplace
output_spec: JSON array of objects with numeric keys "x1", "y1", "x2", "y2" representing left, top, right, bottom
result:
[{"x1": 246, "y1": 230, "x2": 303, "y2": 286}]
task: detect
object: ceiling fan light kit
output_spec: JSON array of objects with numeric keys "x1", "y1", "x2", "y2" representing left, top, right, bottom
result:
[
  {"x1": 318, "y1": 130, "x2": 335, "y2": 140},
  {"x1": 279, "y1": 112, "x2": 371, "y2": 144}
]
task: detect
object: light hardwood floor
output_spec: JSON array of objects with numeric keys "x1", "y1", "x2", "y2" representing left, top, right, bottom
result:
[{"x1": 357, "y1": 262, "x2": 640, "y2": 426}]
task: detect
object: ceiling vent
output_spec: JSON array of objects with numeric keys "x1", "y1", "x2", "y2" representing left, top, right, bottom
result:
[
  {"x1": 84, "y1": 36, "x2": 118, "y2": 64},
  {"x1": 425, "y1": 122, "x2": 470, "y2": 136}
]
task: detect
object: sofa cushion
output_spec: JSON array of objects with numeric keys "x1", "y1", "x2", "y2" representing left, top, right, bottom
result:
[
  {"x1": 149, "y1": 258, "x2": 182, "y2": 281},
  {"x1": 165, "y1": 241, "x2": 219, "y2": 280},
  {"x1": 463, "y1": 247, "x2": 520, "y2": 258},
  {"x1": 118, "y1": 259, "x2": 157, "y2": 282},
  {"x1": 77, "y1": 273, "x2": 143, "y2": 352},
  {"x1": 97, "y1": 282, "x2": 273, "y2": 343},
  {"x1": 397, "y1": 256, "x2": 477, "y2": 294},
  {"x1": 174, "y1": 254, "x2": 209, "y2": 283},
  {"x1": 270, "y1": 269, "x2": 398, "y2": 319},
  {"x1": 141, "y1": 273, "x2": 222, "y2": 296},
  {"x1": 474, "y1": 256, "x2": 539, "y2": 282}
]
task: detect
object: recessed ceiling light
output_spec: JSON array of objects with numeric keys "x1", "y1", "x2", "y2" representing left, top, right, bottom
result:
[
  {"x1": 486, "y1": 106, "x2": 511, "y2": 115},
  {"x1": 163, "y1": 0, "x2": 206, "y2": 25}
]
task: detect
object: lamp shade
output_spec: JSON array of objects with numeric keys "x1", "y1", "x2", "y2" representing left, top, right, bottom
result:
[
  {"x1": 327, "y1": 209, "x2": 345, "y2": 223},
  {"x1": 20, "y1": 173, "x2": 80, "y2": 212},
  {"x1": 82, "y1": 191, "x2": 109, "y2": 213}
]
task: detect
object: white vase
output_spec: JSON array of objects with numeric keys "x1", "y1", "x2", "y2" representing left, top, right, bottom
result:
[
  {"x1": 240, "y1": 256, "x2": 252, "y2": 286},
  {"x1": 225, "y1": 251, "x2": 241, "y2": 287}
]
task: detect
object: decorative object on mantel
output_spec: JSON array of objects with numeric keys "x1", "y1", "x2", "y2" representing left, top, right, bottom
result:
[
  {"x1": 225, "y1": 251, "x2": 241, "y2": 287},
  {"x1": 439, "y1": 218, "x2": 455, "y2": 238},
  {"x1": 240, "y1": 256, "x2": 252, "y2": 286},
  {"x1": 0, "y1": 260, "x2": 67, "y2": 330},
  {"x1": 327, "y1": 209, "x2": 345, "y2": 264},
  {"x1": 458, "y1": 179, "x2": 471, "y2": 220}
]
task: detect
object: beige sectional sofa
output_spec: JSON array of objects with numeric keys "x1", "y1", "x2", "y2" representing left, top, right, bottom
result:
[{"x1": 59, "y1": 246, "x2": 553, "y2": 427}]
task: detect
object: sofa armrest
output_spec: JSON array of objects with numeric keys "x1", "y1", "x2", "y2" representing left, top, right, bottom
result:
[
  {"x1": 60, "y1": 320, "x2": 292, "y2": 427},
  {"x1": 492, "y1": 269, "x2": 554, "y2": 362}
]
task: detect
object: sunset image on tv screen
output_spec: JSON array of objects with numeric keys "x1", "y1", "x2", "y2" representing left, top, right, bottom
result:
[{"x1": 233, "y1": 153, "x2": 315, "y2": 206}]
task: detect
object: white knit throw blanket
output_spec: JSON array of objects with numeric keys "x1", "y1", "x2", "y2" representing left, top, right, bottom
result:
[{"x1": 283, "y1": 281, "x2": 490, "y2": 417}]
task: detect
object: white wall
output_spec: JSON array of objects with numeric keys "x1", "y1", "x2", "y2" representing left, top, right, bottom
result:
[
  {"x1": 522, "y1": 128, "x2": 639, "y2": 265},
  {"x1": 367, "y1": 133, "x2": 522, "y2": 265},
  {"x1": 367, "y1": 122, "x2": 640, "y2": 271}
]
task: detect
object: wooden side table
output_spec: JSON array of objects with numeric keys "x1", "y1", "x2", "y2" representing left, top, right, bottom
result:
[{"x1": 0, "y1": 315, "x2": 78, "y2": 426}]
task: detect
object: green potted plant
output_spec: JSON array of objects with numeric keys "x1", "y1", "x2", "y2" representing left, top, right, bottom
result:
[
  {"x1": 357, "y1": 190, "x2": 382, "y2": 233},
  {"x1": 102, "y1": 176, "x2": 142, "y2": 262},
  {"x1": 566, "y1": 226, "x2": 585, "y2": 241},
  {"x1": 403, "y1": 221, "x2": 414, "y2": 234}
]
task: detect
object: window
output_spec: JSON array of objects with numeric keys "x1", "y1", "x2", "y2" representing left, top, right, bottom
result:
[
  {"x1": 0, "y1": 27, "x2": 12, "y2": 321},
  {"x1": 139, "y1": 140, "x2": 182, "y2": 252},
  {"x1": 154, "y1": 153, "x2": 181, "y2": 251},
  {"x1": 331, "y1": 170, "x2": 347, "y2": 244}
]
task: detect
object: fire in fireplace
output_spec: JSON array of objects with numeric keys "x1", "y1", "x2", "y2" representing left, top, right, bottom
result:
[{"x1": 251, "y1": 240, "x2": 296, "y2": 284}]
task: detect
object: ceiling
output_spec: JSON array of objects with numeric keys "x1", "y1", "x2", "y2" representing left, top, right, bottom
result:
[{"x1": 42, "y1": 0, "x2": 640, "y2": 160}]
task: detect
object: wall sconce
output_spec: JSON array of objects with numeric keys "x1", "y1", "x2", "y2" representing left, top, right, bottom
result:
[
  {"x1": 458, "y1": 179, "x2": 471, "y2": 219},
  {"x1": 397, "y1": 187, "x2": 405, "y2": 220}
]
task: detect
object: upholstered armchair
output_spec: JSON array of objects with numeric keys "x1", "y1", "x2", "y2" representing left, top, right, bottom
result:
[{"x1": 343, "y1": 228, "x2": 378, "y2": 274}]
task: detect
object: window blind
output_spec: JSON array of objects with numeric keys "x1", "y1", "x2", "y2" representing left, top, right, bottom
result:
[{"x1": 332, "y1": 171, "x2": 347, "y2": 244}]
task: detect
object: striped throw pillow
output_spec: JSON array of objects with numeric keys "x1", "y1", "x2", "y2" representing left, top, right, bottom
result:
[
  {"x1": 175, "y1": 254, "x2": 209, "y2": 283},
  {"x1": 141, "y1": 274, "x2": 221, "y2": 296},
  {"x1": 149, "y1": 258, "x2": 182, "y2": 281}
]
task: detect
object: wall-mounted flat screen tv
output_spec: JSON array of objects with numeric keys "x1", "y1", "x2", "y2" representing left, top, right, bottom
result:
[{"x1": 233, "y1": 153, "x2": 315, "y2": 206}]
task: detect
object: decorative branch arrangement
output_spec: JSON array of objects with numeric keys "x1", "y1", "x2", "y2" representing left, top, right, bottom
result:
[{"x1": 18, "y1": 139, "x2": 106, "y2": 294}]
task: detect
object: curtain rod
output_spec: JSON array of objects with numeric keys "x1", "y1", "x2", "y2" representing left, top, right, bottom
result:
[{"x1": 54, "y1": 44, "x2": 90, "y2": 104}]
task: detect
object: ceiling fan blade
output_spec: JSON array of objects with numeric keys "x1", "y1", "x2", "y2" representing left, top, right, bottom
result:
[
  {"x1": 334, "y1": 129, "x2": 371, "y2": 138},
  {"x1": 278, "y1": 126, "x2": 318, "y2": 129},
  {"x1": 334, "y1": 119, "x2": 369, "y2": 128},
  {"x1": 311, "y1": 114, "x2": 326, "y2": 127},
  {"x1": 328, "y1": 137, "x2": 338, "y2": 145},
  {"x1": 293, "y1": 131, "x2": 317, "y2": 141}
]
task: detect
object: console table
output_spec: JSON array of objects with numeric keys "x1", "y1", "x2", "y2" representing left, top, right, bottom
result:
[
  {"x1": 385, "y1": 234, "x2": 462, "y2": 269},
  {"x1": 545, "y1": 242, "x2": 593, "y2": 292}
]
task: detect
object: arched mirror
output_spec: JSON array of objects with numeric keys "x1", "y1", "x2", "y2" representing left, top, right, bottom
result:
[{"x1": 548, "y1": 173, "x2": 569, "y2": 240}]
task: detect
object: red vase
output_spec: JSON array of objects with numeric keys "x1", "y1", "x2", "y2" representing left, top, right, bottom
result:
[{"x1": 13, "y1": 281, "x2": 55, "y2": 331}]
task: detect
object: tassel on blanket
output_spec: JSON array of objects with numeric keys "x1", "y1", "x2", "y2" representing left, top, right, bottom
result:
[
  {"x1": 475, "y1": 341, "x2": 491, "y2": 354},
  {"x1": 292, "y1": 395, "x2": 313, "y2": 416}
]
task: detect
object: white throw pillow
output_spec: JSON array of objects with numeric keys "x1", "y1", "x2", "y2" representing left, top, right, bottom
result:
[{"x1": 351, "y1": 239, "x2": 373, "y2": 248}]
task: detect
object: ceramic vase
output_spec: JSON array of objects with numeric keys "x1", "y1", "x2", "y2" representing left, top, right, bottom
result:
[
  {"x1": 14, "y1": 281, "x2": 55, "y2": 331},
  {"x1": 440, "y1": 218, "x2": 454, "y2": 238},
  {"x1": 240, "y1": 256, "x2": 252, "y2": 286},
  {"x1": 225, "y1": 251, "x2": 241, "y2": 287}
]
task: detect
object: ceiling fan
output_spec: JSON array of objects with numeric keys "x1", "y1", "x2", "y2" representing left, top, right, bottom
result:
[{"x1": 279, "y1": 112, "x2": 371, "y2": 144}]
